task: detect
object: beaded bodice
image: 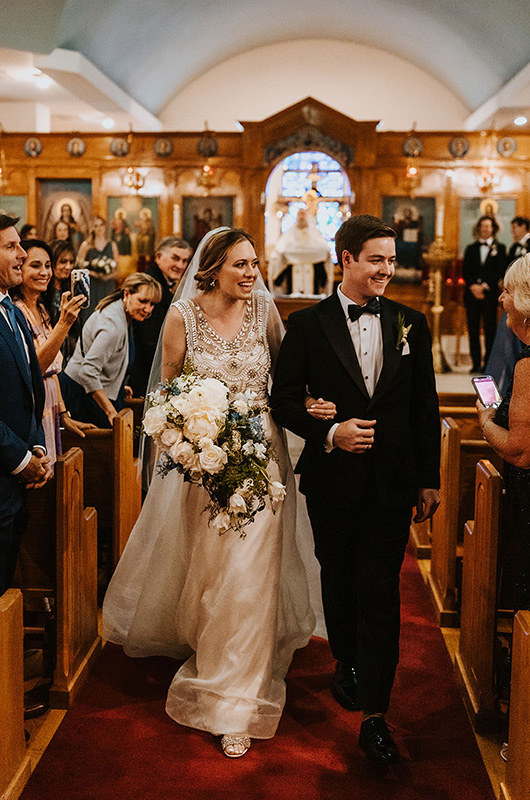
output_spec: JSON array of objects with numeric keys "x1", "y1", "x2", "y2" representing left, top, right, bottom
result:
[{"x1": 175, "y1": 290, "x2": 271, "y2": 403}]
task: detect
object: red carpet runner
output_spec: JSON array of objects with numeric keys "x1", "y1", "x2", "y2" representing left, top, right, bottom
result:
[{"x1": 21, "y1": 553, "x2": 495, "y2": 800}]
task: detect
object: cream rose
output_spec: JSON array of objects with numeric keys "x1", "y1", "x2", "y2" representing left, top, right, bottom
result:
[
  {"x1": 160, "y1": 428, "x2": 183, "y2": 448},
  {"x1": 171, "y1": 441, "x2": 200, "y2": 472},
  {"x1": 198, "y1": 443, "x2": 228, "y2": 474},
  {"x1": 268, "y1": 480, "x2": 286, "y2": 510},
  {"x1": 143, "y1": 405, "x2": 167, "y2": 436},
  {"x1": 212, "y1": 510, "x2": 231, "y2": 534}
]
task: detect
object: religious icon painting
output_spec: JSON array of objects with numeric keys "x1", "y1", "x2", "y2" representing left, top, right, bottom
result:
[
  {"x1": 448, "y1": 136, "x2": 470, "y2": 158},
  {"x1": 154, "y1": 137, "x2": 174, "y2": 157},
  {"x1": 402, "y1": 136, "x2": 422, "y2": 157},
  {"x1": 24, "y1": 137, "x2": 42, "y2": 158},
  {"x1": 67, "y1": 137, "x2": 86, "y2": 157},
  {"x1": 497, "y1": 137, "x2": 517, "y2": 157},
  {"x1": 110, "y1": 138, "x2": 130, "y2": 157}
]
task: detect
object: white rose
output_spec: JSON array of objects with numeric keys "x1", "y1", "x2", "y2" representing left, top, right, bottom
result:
[
  {"x1": 232, "y1": 398, "x2": 249, "y2": 415},
  {"x1": 242, "y1": 440, "x2": 254, "y2": 455},
  {"x1": 184, "y1": 409, "x2": 220, "y2": 442},
  {"x1": 198, "y1": 443, "x2": 228, "y2": 474},
  {"x1": 197, "y1": 378, "x2": 229, "y2": 413},
  {"x1": 268, "y1": 480, "x2": 286, "y2": 510},
  {"x1": 143, "y1": 405, "x2": 167, "y2": 436},
  {"x1": 212, "y1": 511, "x2": 231, "y2": 534},
  {"x1": 229, "y1": 493, "x2": 247, "y2": 514},
  {"x1": 172, "y1": 441, "x2": 200, "y2": 472},
  {"x1": 169, "y1": 394, "x2": 189, "y2": 416},
  {"x1": 161, "y1": 428, "x2": 182, "y2": 449}
]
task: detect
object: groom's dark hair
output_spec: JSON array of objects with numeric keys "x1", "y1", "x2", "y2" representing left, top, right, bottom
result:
[{"x1": 335, "y1": 215, "x2": 396, "y2": 267}]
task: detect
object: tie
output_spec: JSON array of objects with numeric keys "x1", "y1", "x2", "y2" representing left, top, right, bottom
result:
[
  {"x1": 1, "y1": 296, "x2": 29, "y2": 364},
  {"x1": 348, "y1": 296, "x2": 380, "y2": 322}
]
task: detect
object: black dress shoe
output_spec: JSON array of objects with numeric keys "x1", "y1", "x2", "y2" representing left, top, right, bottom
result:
[
  {"x1": 359, "y1": 716, "x2": 400, "y2": 764},
  {"x1": 331, "y1": 661, "x2": 361, "y2": 711},
  {"x1": 24, "y1": 701, "x2": 49, "y2": 720}
]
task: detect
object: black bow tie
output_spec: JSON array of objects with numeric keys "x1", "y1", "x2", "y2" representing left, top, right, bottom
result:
[{"x1": 348, "y1": 297, "x2": 380, "y2": 322}]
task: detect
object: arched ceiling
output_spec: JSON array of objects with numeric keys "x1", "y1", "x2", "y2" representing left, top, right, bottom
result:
[{"x1": 1, "y1": 0, "x2": 530, "y2": 131}]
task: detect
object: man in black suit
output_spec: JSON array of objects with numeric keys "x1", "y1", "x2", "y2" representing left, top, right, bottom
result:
[
  {"x1": 271, "y1": 215, "x2": 440, "y2": 763},
  {"x1": 462, "y1": 215, "x2": 507, "y2": 372},
  {"x1": 129, "y1": 236, "x2": 191, "y2": 397},
  {"x1": 0, "y1": 214, "x2": 52, "y2": 596},
  {"x1": 507, "y1": 216, "x2": 530, "y2": 265}
]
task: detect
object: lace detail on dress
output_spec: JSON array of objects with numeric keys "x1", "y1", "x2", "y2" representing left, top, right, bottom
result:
[{"x1": 175, "y1": 291, "x2": 271, "y2": 403}]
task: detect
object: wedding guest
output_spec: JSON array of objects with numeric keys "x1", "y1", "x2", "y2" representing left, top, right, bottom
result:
[
  {"x1": 61, "y1": 273, "x2": 161, "y2": 428},
  {"x1": 51, "y1": 220, "x2": 71, "y2": 243},
  {"x1": 0, "y1": 216, "x2": 52, "y2": 596},
  {"x1": 11, "y1": 240, "x2": 93, "y2": 464},
  {"x1": 478, "y1": 254, "x2": 530, "y2": 612},
  {"x1": 128, "y1": 236, "x2": 192, "y2": 397},
  {"x1": 462, "y1": 215, "x2": 507, "y2": 373},
  {"x1": 77, "y1": 216, "x2": 119, "y2": 318},
  {"x1": 20, "y1": 223, "x2": 37, "y2": 239},
  {"x1": 43, "y1": 241, "x2": 80, "y2": 364}
]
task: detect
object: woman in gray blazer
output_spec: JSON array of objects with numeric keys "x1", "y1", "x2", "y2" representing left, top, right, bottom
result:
[{"x1": 61, "y1": 272, "x2": 161, "y2": 427}]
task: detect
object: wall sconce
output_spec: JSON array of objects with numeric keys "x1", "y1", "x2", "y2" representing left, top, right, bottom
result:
[
  {"x1": 196, "y1": 161, "x2": 217, "y2": 192},
  {"x1": 405, "y1": 159, "x2": 419, "y2": 197},
  {"x1": 478, "y1": 131, "x2": 500, "y2": 194}
]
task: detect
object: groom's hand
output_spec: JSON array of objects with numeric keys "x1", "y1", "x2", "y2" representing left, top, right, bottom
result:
[
  {"x1": 413, "y1": 488, "x2": 441, "y2": 522},
  {"x1": 333, "y1": 418, "x2": 376, "y2": 453}
]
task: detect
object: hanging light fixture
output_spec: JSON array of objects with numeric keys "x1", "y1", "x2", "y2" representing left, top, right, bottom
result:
[{"x1": 478, "y1": 131, "x2": 500, "y2": 194}]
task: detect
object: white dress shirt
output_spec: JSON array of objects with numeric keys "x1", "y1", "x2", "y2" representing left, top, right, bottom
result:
[{"x1": 325, "y1": 285, "x2": 384, "y2": 449}]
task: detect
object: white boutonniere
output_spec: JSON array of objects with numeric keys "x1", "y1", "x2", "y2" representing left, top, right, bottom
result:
[
  {"x1": 490, "y1": 245, "x2": 497, "y2": 257},
  {"x1": 396, "y1": 311, "x2": 412, "y2": 351}
]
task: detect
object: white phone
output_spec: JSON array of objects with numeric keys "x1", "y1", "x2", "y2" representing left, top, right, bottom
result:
[{"x1": 472, "y1": 375, "x2": 502, "y2": 408}]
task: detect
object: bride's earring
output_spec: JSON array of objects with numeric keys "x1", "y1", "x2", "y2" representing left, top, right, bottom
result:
[{"x1": 209, "y1": 277, "x2": 217, "y2": 290}]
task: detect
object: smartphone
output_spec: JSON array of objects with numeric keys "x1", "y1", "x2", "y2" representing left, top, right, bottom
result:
[
  {"x1": 71, "y1": 268, "x2": 90, "y2": 308},
  {"x1": 472, "y1": 375, "x2": 502, "y2": 408}
]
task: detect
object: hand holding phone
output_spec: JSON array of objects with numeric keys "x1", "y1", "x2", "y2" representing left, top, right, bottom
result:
[
  {"x1": 472, "y1": 375, "x2": 502, "y2": 408},
  {"x1": 70, "y1": 268, "x2": 90, "y2": 308}
]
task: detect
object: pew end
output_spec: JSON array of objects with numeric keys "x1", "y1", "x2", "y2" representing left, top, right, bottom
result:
[
  {"x1": 500, "y1": 610, "x2": 530, "y2": 800},
  {"x1": 455, "y1": 459, "x2": 504, "y2": 733},
  {"x1": 0, "y1": 589, "x2": 32, "y2": 800}
]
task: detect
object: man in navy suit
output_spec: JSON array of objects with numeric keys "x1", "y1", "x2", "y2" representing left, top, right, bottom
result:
[
  {"x1": 272, "y1": 215, "x2": 440, "y2": 763},
  {"x1": 0, "y1": 214, "x2": 52, "y2": 596}
]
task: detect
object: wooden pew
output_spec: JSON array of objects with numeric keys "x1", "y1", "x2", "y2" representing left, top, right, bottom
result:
[
  {"x1": 0, "y1": 589, "x2": 31, "y2": 800},
  {"x1": 15, "y1": 447, "x2": 101, "y2": 708},
  {"x1": 427, "y1": 418, "x2": 501, "y2": 626},
  {"x1": 455, "y1": 459, "x2": 504, "y2": 732},
  {"x1": 61, "y1": 408, "x2": 142, "y2": 570},
  {"x1": 125, "y1": 396, "x2": 145, "y2": 457},
  {"x1": 409, "y1": 405, "x2": 481, "y2": 560},
  {"x1": 438, "y1": 392, "x2": 476, "y2": 408},
  {"x1": 500, "y1": 610, "x2": 530, "y2": 800}
]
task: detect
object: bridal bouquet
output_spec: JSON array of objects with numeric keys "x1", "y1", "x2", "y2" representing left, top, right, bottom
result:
[
  {"x1": 142, "y1": 370, "x2": 286, "y2": 537},
  {"x1": 81, "y1": 255, "x2": 117, "y2": 275}
]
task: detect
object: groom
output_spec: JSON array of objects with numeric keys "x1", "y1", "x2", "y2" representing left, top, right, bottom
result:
[{"x1": 271, "y1": 214, "x2": 440, "y2": 763}]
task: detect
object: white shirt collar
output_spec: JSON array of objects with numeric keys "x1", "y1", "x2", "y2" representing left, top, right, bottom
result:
[{"x1": 336, "y1": 284, "x2": 381, "y2": 318}]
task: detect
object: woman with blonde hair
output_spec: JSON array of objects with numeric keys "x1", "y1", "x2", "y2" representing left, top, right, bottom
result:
[{"x1": 61, "y1": 273, "x2": 162, "y2": 427}]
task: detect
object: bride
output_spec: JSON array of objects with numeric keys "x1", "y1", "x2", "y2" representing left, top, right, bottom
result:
[{"x1": 102, "y1": 228, "x2": 317, "y2": 757}]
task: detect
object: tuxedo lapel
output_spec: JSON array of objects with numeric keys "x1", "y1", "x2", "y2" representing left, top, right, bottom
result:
[
  {"x1": 316, "y1": 294, "x2": 369, "y2": 400},
  {"x1": 369, "y1": 299, "x2": 402, "y2": 406},
  {"x1": 0, "y1": 311, "x2": 33, "y2": 394}
]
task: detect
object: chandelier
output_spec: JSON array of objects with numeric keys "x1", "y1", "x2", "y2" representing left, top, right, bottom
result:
[
  {"x1": 122, "y1": 166, "x2": 148, "y2": 194},
  {"x1": 478, "y1": 131, "x2": 500, "y2": 194}
]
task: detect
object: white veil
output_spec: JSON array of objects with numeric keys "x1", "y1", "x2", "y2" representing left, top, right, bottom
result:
[{"x1": 139, "y1": 226, "x2": 285, "y2": 489}]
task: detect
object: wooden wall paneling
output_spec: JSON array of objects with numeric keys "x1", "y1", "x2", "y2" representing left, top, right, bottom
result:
[
  {"x1": 0, "y1": 589, "x2": 31, "y2": 800},
  {"x1": 455, "y1": 459, "x2": 503, "y2": 732}
]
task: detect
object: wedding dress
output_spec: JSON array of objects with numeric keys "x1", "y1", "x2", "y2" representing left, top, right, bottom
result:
[{"x1": 102, "y1": 288, "x2": 315, "y2": 738}]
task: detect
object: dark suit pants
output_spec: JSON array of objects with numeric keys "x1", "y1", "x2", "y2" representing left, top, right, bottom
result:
[
  {"x1": 0, "y1": 502, "x2": 28, "y2": 595},
  {"x1": 306, "y1": 492, "x2": 411, "y2": 715},
  {"x1": 464, "y1": 290, "x2": 499, "y2": 371}
]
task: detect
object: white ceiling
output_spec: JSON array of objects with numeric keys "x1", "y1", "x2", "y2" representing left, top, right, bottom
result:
[{"x1": 0, "y1": 0, "x2": 530, "y2": 132}]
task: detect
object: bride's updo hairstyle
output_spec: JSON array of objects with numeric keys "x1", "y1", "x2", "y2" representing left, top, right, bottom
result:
[{"x1": 194, "y1": 228, "x2": 255, "y2": 293}]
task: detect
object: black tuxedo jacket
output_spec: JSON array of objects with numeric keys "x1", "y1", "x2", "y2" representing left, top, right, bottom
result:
[
  {"x1": 462, "y1": 241, "x2": 507, "y2": 290},
  {"x1": 271, "y1": 294, "x2": 440, "y2": 509},
  {"x1": 129, "y1": 262, "x2": 174, "y2": 396},
  {"x1": 507, "y1": 239, "x2": 530, "y2": 266},
  {"x1": 0, "y1": 305, "x2": 45, "y2": 516}
]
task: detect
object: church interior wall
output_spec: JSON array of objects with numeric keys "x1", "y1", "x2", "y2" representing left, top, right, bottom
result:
[{"x1": 159, "y1": 39, "x2": 470, "y2": 133}]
